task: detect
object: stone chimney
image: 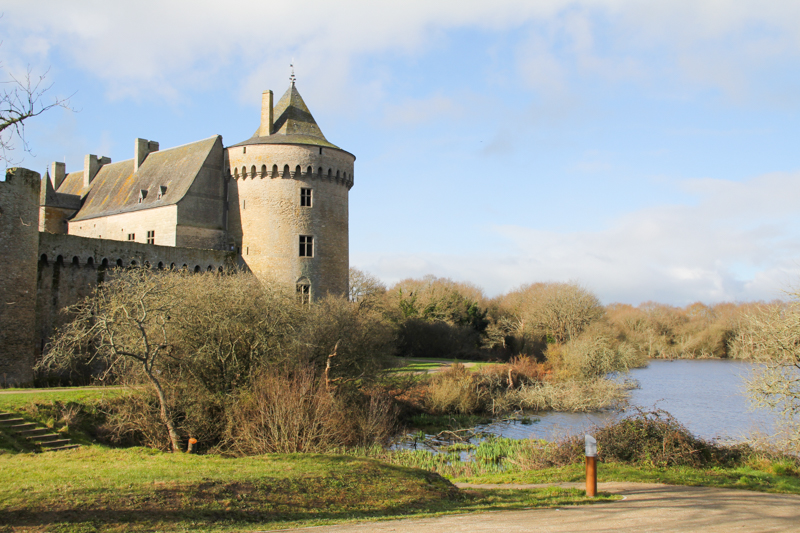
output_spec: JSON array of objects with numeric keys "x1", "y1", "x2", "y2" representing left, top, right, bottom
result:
[
  {"x1": 84, "y1": 155, "x2": 111, "y2": 188},
  {"x1": 135, "y1": 138, "x2": 160, "y2": 172},
  {"x1": 259, "y1": 90, "x2": 273, "y2": 137},
  {"x1": 50, "y1": 162, "x2": 66, "y2": 190}
]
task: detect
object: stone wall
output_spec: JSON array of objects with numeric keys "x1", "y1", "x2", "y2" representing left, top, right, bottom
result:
[
  {"x1": 34, "y1": 232, "x2": 238, "y2": 360},
  {"x1": 0, "y1": 168, "x2": 41, "y2": 386}
]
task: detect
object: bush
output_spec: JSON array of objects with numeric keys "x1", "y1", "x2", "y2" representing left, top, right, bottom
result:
[{"x1": 423, "y1": 364, "x2": 485, "y2": 415}]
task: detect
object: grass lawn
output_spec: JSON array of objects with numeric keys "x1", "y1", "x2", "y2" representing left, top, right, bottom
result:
[
  {"x1": 0, "y1": 447, "x2": 618, "y2": 532},
  {"x1": 455, "y1": 462, "x2": 800, "y2": 495},
  {"x1": 0, "y1": 387, "x2": 130, "y2": 413},
  {"x1": 386, "y1": 357, "x2": 496, "y2": 374}
]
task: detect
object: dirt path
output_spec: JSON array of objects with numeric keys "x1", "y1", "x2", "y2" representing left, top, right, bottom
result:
[{"x1": 290, "y1": 482, "x2": 800, "y2": 532}]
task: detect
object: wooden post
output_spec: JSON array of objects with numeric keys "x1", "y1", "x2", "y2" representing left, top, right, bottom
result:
[
  {"x1": 586, "y1": 456, "x2": 597, "y2": 497},
  {"x1": 585, "y1": 434, "x2": 597, "y2": 497}
]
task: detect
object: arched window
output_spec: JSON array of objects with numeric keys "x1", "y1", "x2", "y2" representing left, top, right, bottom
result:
[
  {"x1": 86, "y1": 257, "x2": 95, "y2": 267},
  {"x1": 241, "y1": 166, "x2": 247, "y2": 178},
  {"x1": 272, "y1": 164, "x2": 278, "y2": 177},
  {"x1": 40, "y1": 254, "x2": 48, "y2": 265},
  {"x1": 234, "y1": 167, "x2": 239, "y2": 179},
  {"x1": 194, "y1": 265, "x2": 201, "y2": 273},
  {"x1": 295, "y1": 165, "x2": 302, "y2": 176},
  {"x1": 71, "y1": 256, "x2": 80, "y2": 266},
  {"x1": 158, "y1": 262, "x2": 164, "y2": 270},
  {"x1": 251, "y1": 165, "x2": 256, "y2": 178},
  {"x1": 296, "y1": 277, "x2": 311, "y2": 305},
  {"x1": 207, "y1": 265, "x2": 213, "y2": 272},
  {"x1": 283, "y1": 164, "x2": 290, "y2": 178},
  {"x1": 261, "y1": 164, "x2": 267, "y2": 178},
  {"x1": 56, "y1": 255, "x2": 64, "y2": 265},
  {"x1": 306, "y1": 166, "x2": 312, "y2": 175}
]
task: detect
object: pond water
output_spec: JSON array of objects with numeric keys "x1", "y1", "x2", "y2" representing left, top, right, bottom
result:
[{"x1": 479, "y1": 359, "x2": 778, "y2": 443}]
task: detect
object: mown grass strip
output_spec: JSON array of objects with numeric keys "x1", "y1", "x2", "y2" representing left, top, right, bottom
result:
[
  {"x1": 455, "y1": 462, "x2": 800, "y2": 495},
  {"x1": 0, "y1": 447, "x2": 617, "y2": 532}
]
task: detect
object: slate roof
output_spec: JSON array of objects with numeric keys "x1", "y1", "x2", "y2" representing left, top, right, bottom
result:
[
  {"x1": 230, "y1": 84, "x2": 349, "y2": 152},
  {"x1": 40, "y1": 171, "x2": 81, "y2": 210},
  {"x1": 58, "y1": 136, "x2": 221, "y2": 222}
]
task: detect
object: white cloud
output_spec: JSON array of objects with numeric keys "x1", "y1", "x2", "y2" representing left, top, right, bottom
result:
[
  {"x1": 353, "y1": 170, "x2": 800, "y2": 305},
  {"x1": 3, "y1": 1, "x2": 800, "y2": 108}
]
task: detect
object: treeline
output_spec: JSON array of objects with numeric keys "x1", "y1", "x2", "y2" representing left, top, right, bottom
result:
[{"x1": 355, "y1": 270, "x2": 779, "y2": 362}]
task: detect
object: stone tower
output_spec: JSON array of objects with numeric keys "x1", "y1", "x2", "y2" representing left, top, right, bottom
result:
[
  {"x1": 227, "y1": 81, "x2": 355, "y2": 300},
  {"x1": 0, "y1": 168, "x2": 41, "y2": 385}
]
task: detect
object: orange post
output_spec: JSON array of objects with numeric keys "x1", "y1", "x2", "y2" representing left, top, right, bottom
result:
[
  {"x1": 586, "y1": 456, "x2": 597, "y2": 497},
  {"x1": 585, "y1": 434, "x2": 597, "y2": 497}
]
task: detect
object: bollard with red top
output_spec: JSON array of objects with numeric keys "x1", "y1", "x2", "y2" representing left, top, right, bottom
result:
[{"x1": 585, "y1": 434, "x2": 597, "y2": 497}]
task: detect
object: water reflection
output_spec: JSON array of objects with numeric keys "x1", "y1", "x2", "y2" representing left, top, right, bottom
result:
[{"x1": 480, "y1": 359, "x2": 777, "y2": 442}]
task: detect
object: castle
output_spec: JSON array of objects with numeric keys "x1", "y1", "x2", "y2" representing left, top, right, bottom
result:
[{"x1": 0, "y1": 81, "x2": 355, "y2": 386}]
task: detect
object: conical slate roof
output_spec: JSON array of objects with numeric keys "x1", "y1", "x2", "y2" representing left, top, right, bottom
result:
[
  {"x1": 230, "y1": 83, "x2": 348, "y2": 152},
  {"x1": 272, "y1": 84, "x2": 327, "y2": 139}
]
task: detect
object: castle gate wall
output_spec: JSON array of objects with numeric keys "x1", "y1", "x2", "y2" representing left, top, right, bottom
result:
[
  {"x1": 0, "y1": 169, "x2": 41, "y2": 386},
  {"x1": 34, "y1": 232, "x2": 237, "y2": 362}
]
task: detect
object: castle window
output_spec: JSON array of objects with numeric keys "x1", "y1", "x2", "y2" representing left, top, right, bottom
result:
[
  {"x1": 158, "y1": 186, "x2": 167, "y2": 200},
  {"x1": 127, "y1": 233, "x2": 135, "y2": 241},
  {"x1": 299, "y1": 235, "x2": 313, "y2": 257},
  {"x1": 301, "y1": 188, "x2": 312, "y2": 207},
  {"x1": 147, "y1": 230, "x2": 155, "y2": 244},
  {"x1": 261, "y1": 164, "x2": 267, "y2": 178},
  {"x1": 296, "y1": 282, "x2": 310, "y2": 305},
  {"x1": 319, "y1": 147, "x2": 323, "y2": 155},
  {"x1": 243, "y1": 146, "x2": 246, "y2": 154},
  {"x1": 138, "y1": 189, "x2": 147, "y2": 203}
]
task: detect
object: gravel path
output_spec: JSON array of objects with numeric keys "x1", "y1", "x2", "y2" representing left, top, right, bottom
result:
[{"x1": 288, "y1": 482, "x2": 800, "y2": 532}]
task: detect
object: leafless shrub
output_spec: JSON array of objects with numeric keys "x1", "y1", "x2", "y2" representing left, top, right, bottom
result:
[
  {"x1": 225, "y1": 367, "x2": 351, "y2": 454},
  {"x1": 424, "y1": 364, "x2": 485, "y2": 415}
]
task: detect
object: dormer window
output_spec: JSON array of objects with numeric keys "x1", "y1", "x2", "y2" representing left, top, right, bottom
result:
[
  {"x1": 138, "y1": 189, "x2": 148, "y2": 203},
  {"x1": 157, "y1": 186, "x2": 167, "y2": 200}
]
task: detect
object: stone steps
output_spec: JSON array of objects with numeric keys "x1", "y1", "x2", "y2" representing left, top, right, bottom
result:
[{"x1": 0, "y1": 411, "x2": 81, "y2": 453}]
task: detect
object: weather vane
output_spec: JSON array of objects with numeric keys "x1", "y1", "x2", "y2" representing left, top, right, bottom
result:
[{"x1": 290, "y1": 62, "x2": 296, "y2": 85}]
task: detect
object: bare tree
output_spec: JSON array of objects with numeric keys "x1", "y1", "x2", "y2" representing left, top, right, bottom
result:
[
  {"x1": 737, "y1": 295, "x2": 800, "y2": 449},
  {"x1": 39, "y1": 268, "x2": 184, "y2": 452},
  {"x1": 348, "y1": 267, "x2": 386, "y2": 307},
  {"x1": 1, "y1": 62, "x2": 73, "y2": 163},
  {"x1": 499, "y1": 282, "x2": 604, "y2": 345}
]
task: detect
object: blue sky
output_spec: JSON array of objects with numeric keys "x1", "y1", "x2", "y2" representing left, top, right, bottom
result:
[{"x1": 3, "y1": 1, "x2": 800, "y2": 305}]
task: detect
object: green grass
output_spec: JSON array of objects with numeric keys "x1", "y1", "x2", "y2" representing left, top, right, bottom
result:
[
  {"x1": 386, "y1": 357, "x2": 497, "y2": 374},
  {"x1": 0, "y1": 447, "x2": 618, "y2": 532},
  {"x1": 455, "y1": 462, "x2": 800, "y2": 495},
  {"x1": 0, "y1": 387, "x2": 130, "y2": 412},
  {"x1": 0, "y1": 388, "x2": 133, "y2": 453}
]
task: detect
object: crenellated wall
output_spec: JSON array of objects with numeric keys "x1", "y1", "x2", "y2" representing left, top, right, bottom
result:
[{"x1": 34, "y1": 232, "x2": 238, "y2": 361}]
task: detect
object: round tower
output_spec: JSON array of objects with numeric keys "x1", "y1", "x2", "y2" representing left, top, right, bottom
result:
[{"x1": 226, "y1": 81, "x2": 355, "y2": 300}]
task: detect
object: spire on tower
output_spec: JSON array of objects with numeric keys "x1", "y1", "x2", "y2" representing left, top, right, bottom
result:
[{"x1": 289, "y1": 63, "x2": 296, "y2": 86}]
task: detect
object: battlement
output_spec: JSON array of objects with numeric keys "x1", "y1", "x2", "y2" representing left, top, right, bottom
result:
[{"x1": 230, "y1": 163, "x2": 354, "y2": 189}]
